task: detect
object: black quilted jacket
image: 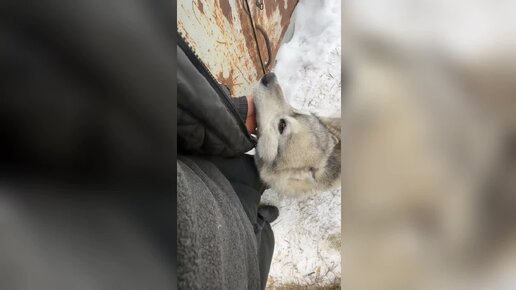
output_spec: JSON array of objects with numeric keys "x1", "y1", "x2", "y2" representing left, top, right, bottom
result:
[{"x1": 177, "y1": 36, "x2": 256, "y2": 156}]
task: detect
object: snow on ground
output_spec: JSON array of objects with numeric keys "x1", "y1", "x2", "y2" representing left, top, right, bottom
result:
[{"x1": 262, "y1": 0, "x2": 341, "y2": 288}]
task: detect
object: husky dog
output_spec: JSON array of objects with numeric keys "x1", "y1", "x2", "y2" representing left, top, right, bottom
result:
[{"x1": 253, "y1": 73, "x2": 341, "y2": 196}]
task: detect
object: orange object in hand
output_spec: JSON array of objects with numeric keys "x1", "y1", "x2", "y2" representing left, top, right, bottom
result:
[{"x1": 245, "y1": 95, "x2": 257, "y2": 135}]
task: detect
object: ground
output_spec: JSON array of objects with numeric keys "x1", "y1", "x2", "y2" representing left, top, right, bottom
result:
[{"x1": 260, "y1": 0, "x2": 341, "y2": 288}]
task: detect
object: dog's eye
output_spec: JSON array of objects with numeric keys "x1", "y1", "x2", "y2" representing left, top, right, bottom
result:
[{"x1": 278, "y1": 119, "x2": 287, "y2": 134}]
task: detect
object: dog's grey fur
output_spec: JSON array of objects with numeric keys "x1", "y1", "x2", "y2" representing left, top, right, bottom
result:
[{"x1": 253, "y1": 74, "x2": 341, "y2": 196}]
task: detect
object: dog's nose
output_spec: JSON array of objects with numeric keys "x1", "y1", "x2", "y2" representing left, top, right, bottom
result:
[{"x1": 261, "y1": 72, "x2": 276, "y2": 86}]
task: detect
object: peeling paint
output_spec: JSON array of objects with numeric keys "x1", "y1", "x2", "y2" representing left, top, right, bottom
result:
[
  {"x1": 196, "y1": 0, "x2": 203, "y2": 14},
  {"x1": 178, "y1": 0, "x2": 298, "y2": 96},
  {"x1": 219, "y1": 0, "x2": 233, "y2": 25}
]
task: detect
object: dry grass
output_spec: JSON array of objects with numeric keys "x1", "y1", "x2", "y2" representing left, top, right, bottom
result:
[
  {"x1": 266, "y1": 263, "x2": 341, "y2": 290},
  {"x1": 266, "y1": 278, "x2": 341, "y2": 290}
]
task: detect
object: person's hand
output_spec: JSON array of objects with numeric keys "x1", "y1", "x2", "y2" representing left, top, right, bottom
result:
[{"x1": 245, "y1": 95, "x2": 257, "y2": 134}]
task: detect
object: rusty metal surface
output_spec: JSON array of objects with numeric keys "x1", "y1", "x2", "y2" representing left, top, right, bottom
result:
[
  {"x1": 249, "y1": 0, "x2": 298, "y2": 73},
  {"x1": 178, "y1": 0, "x2": 298, "y2": 97}
]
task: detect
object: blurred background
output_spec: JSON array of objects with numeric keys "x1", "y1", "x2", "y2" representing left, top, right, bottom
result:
[
  {"x1": 343, "y1": 1, "x2": 516, "y2": 289},
  {"x1": 0, "y1": 1, "x2": 175, "y2": 289}
]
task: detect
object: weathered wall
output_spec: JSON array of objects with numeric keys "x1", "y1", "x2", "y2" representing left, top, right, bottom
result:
[{"x1": 178, "y1": 0, "x2": 298, "y2": 96}]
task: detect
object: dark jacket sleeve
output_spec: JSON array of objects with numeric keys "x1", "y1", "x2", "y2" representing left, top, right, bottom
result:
[
  {"x1": 230, "y1": 96, "x2": 249, "y2": 122},
  {"x1": 177, "y1": 42, "x2": 256, "y2": 157}
]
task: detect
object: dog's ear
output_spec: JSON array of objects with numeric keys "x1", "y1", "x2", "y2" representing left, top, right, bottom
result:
[
  {"x1": 318, "y1": 115, "x2": 341, "y2": 149},
  {"x1": 328, "y1": 132, "x2": 340, "y2": 151},
  {"x1": 318, "y1": 115, "x2": 341, "y2": 136}
]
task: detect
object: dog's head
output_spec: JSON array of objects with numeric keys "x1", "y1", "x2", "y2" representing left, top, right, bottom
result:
[{"x1": 253, "y1": 73, "x2": 341, "y2": 196}]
